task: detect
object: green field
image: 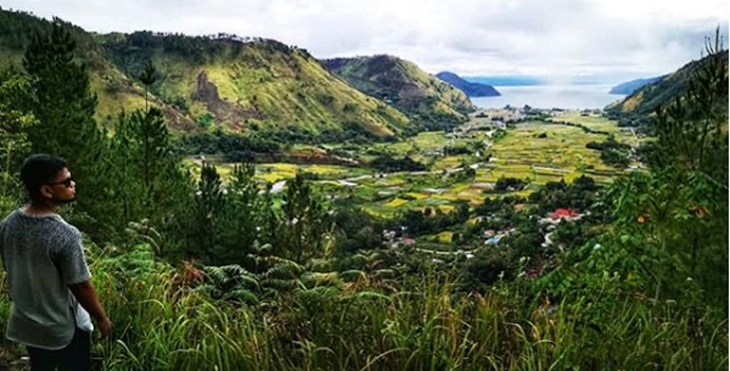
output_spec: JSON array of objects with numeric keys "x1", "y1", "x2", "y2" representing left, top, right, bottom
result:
[
  {"x1": 488, "y1": 120, "x2": 625, "y2": 185},
  {"x1": 194, "y1": 109, "x2": 637, "y2": 217}
]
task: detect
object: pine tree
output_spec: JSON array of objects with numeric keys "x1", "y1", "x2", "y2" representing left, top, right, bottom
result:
[
  {"x1": 281, "y1": 172, "x2": 329, "y2": 264},
  {"x1": 23, "y1": 19, "x2": 101, "y2": 161},
  {"x1": 0, "y1": 70, "x2": 38, "y2": 208},
  {"x1": 190, "y1": 163, "x2": 224, "y2": 263},
  {"x1": 23, "y1": 20, "x2": 111, "y2": 234},
  {"x1": 257, "y1": 184, "x2": 282, "y2": 252},
  {"x1": 108, "y1": 111, "x2": 144, "y2": 228},
  {"x1": 109, "y1": 107, "x2": 188, "y2": 230},
  {"x1": 214, "y1": 163, "x2": 260, "y2": 265},
  {"x1": 139, "y1": 59, "x2": 157, "y2": 111}
]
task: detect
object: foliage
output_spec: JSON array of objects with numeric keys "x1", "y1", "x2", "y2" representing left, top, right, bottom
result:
[
  {"x1": 527, "y1": 175, "x2": 602, "y2": 214},
  {"x1": 370, "y1": 154, "x2": 427, "y2": 172},
  {"x1": 398, "y1": 201, "x2": 470, "y2": 236},
  {"x1": 5, "y1": 254, "x2": 726, "y2": 370},
  {"x1": 0, "y1": 69, "x2": 37, "y2": 207},
  {"x1": 494, "y1": 176, "x2": 527, "y2": 192},
  {"x1": 332, "y1": 208, "x2": 385, "y2": 256},
  {"x1": 537, "y1": 32, "x2": 728, "y2": 317},
  {"x1": 22, "y1": 20, "x2": 115, "y2": 235},
  {"x1": 0, "y1": 14, "x2": 726, "y2": 371},
  {"x1": 186, "y1": 163, "x2": 225, "y2": 263},
  {"x1": 586, "y1": 135, "x2": 632, "y2": 168},
  {"x1": 178, "y1": 129, "x2": 280, "y2": 157},
  {"x1": 280, "y1": 172, "x2": 331, "y2": 264},
  {"x1": 210, "y1": 164, "x2": 262, "y2": 265}
]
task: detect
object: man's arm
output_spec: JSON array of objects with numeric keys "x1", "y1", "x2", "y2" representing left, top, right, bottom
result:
[{"x1": 68, "y1": 280, "x2": 111, "y2": 337}]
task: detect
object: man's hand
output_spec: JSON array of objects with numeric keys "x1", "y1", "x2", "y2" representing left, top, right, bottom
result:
[
  {"x1": 68, "y1": 280, "x2": 110, "y2": 338},
  {"x1": 97, "y1": 316, "x2": 111, "y2": 338}
]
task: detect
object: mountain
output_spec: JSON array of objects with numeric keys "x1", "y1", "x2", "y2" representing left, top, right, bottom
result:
[
  {"x1": 0, "y1": 9, "x2": 413, "y2": 139},
  {"x1": 322, "y1": 55, "x2": 475, "y2": 132},
  {"x1": 608, "y1": 75, "x2": 666, "y2": 95},
  {"x1": 435, "y1": 71, "x2": 500, "y2": 97},
  {"x1": 606, "y1": 52, "x2": 728, "y2": 115},
  {"x1": 463, "y1": 76, "x2": 545, "y2": 86},
  {"x1": 99, "y1": 33, "x2": 412, "y2": 138}
]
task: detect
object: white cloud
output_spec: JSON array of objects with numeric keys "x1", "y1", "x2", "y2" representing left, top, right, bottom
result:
[{"x1": 5, "y1": 0, "x2": 728, "y2": 83}]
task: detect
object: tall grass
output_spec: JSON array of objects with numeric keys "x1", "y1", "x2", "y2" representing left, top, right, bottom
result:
[{"x1": 0, "y1": 247, "x2": 727, "y2": 370}]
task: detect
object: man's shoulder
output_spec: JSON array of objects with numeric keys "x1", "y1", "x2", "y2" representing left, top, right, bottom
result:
[
  {"x1": 2, "y1": 209, "x2": 80, "y2": 238},
  {"x1": 0, "y1": 209, "x2": 22, "y2": 231},
  {"x1": 1, "y1": 209, "x2": 21, "y2": 222},
  {"x1": 49, "y1": 216, "x2": 81, "y2": 240}
]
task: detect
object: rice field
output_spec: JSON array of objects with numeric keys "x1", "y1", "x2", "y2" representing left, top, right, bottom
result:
[
  {"x1": 255, "y1": 163, "x2": 370, "y2": 183},
  {"x1": 193, "y1": 109, "x2": 635, "y2": 217}
]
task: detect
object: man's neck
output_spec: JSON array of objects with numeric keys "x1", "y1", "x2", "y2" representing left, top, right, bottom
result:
[{"x1": 24, "y1": 203, "x2": 57, "y2": 216}]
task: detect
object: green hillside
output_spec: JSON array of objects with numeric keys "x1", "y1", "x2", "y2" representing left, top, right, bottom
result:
[
  {"x1": 606, "y1": 51, "x2": 728, "y2": 116},
  {"x1": 0, "y1": 9, "x2": 412, "y2": 139},
  {"x1": 323, "y1": 55, "x2": 475, "y2": 133},
  {"x1": 0, "y1": 9, "x2": 192, "y2": 130}
]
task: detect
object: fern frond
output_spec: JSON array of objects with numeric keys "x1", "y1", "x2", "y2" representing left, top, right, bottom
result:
[
  {"x1": 352, "y1": 291, "x2": 391, "y2": 302},
  {"x1": 374, "y1": 269, "x2": 396, "y2": 279},
  {"x1": 223, "y1": 288, "x2": 259, "y2": 304},
  {"x1": 261, "y1": 278, "x2": 299, "y2": 290},
  {"x1": 264, "y1": 261, "x2": 305, "y2": 279},
  {"x1": 300, "y1": 272, "x2": 340, "y2": 286},
  {"x1": 339, "y1": 270, "x2": 367, "y2": 281},
  {"x1": 294, "y1": 286, "x2": 341, "y2": 302}
]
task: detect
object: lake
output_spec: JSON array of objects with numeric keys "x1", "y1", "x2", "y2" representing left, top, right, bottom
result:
[{"x1": 471, "y1": 84, "x2": 626, "y2": 110}]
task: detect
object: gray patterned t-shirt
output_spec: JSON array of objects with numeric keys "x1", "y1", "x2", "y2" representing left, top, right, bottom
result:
[{"x1": 0, "y1": 209, "x2": 93, "y2": 350}]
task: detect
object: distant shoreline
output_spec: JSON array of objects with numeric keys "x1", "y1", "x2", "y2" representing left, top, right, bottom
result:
[{"x1": 470, "y1": 84, "x2": 625, "y2": 110}]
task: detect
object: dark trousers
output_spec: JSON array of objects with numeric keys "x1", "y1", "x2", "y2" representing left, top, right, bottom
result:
[{"x1": 26, "y1": 327, "x2": 90, "y2": 371}]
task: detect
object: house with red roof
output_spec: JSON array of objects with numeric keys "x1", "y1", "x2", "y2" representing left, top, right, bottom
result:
[{"x1": 549, "y1": 208, "x2": 578, "y2": 220}]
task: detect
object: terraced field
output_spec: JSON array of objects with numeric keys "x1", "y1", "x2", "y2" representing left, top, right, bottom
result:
[
  {"x1": 488, "y1": 120, "x2": 623, "y2": 186},
  {"x1": 255, "y1": 163, "x2": 370, "y2": 183},
  {"x1": 196, "y1": 109, "x2": 640, "y2": 217}
]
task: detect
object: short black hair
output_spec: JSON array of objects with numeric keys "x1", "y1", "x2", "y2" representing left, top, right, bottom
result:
[{"x1": 20, "y1": 154, "x2": 68, "y2": 204}]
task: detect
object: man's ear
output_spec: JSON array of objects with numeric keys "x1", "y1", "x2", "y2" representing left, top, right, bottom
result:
[{"x1": 39, "y1": 184, "x2": 53, "y2": 199}]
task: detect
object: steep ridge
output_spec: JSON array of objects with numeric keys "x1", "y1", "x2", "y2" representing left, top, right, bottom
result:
[
  {"x1": 608, "y1": 75, "x2": 666, "y2": 95},
  {"x1": 606, "y1": 52, "x2": 728, "y2": 116},
  {"x1": 101, "y1": 33, "x2": 410, "y2": 137},
  {"x1": 323, "y1": 55, "x2": 475, "y2": 132},
  {"x1": 0, "y1": 9, "x2": 413, "y2": 139}
]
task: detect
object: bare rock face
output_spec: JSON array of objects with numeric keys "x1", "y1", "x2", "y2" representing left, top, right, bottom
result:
[
  {"x1": 192, "y1": 71, "x2": 220, "y2": 103},
  {"x1": 192, "y1": 71, "x2": 264, "y2": 128}
]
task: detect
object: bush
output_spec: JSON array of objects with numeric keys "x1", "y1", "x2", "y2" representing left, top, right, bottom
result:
[
  {"x1": 495, "y1": 177, "x2": 527, "y2": 191},
  {"x1": 370, "y1": 154, "x2": 427, "y2": 172}
]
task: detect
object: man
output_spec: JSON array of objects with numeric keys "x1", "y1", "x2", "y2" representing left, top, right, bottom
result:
[{"x1": 0, "y1": 154, "x2": 111, "y2": 371}]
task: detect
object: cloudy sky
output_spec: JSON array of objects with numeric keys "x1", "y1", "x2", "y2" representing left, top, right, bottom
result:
[{"x1": 5, "y1": 0, "x2": 728, "y2": 83}]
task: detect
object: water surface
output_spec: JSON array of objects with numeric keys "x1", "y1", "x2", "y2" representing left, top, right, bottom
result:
[{"x1": 471, "y1": 85, "x2": 625, "y2": 110}]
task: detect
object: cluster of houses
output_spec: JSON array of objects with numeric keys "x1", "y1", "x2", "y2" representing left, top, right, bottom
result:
[{"x1": 379, "y1": 206, "x2": 588, "y2": 273}]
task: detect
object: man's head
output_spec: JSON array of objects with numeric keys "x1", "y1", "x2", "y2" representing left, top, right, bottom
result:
[{"x1": 20, "y1": 154, "x2": 76, "y2": 206}]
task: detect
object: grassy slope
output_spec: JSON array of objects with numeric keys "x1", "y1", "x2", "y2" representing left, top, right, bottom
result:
[
  {"x1": 103, "y1": 37, "x2": 411, "y2": 137},
  {"x1": 323, "y1": 55, "x2": 475, "y2": 125},
  {"x1": 606, "y1": 52, "x2": 728, "y2": 115},
  {"x1": 0, "y1": 11, "x2": 198, "y2": 132},
  {"x1": 0, "y1": 9, "x2": 411, "y2": 138}
]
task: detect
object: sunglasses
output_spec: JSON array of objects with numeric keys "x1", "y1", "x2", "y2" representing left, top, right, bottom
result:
[{"x1": 46, "y1": 177, "x2": 75, "y2": 188}]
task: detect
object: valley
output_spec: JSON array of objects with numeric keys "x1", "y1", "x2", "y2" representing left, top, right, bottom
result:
[
  {"x1": 193, "y1": 107, "x2": 639, "y2": 234},
  {"x1": 0, "y1": 8, "x2": 725, "y2": 370}
]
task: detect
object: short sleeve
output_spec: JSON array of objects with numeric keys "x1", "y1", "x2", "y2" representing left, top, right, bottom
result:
[{"x1": 56, "y1": 229, "x2": 91, "y2": 285}]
